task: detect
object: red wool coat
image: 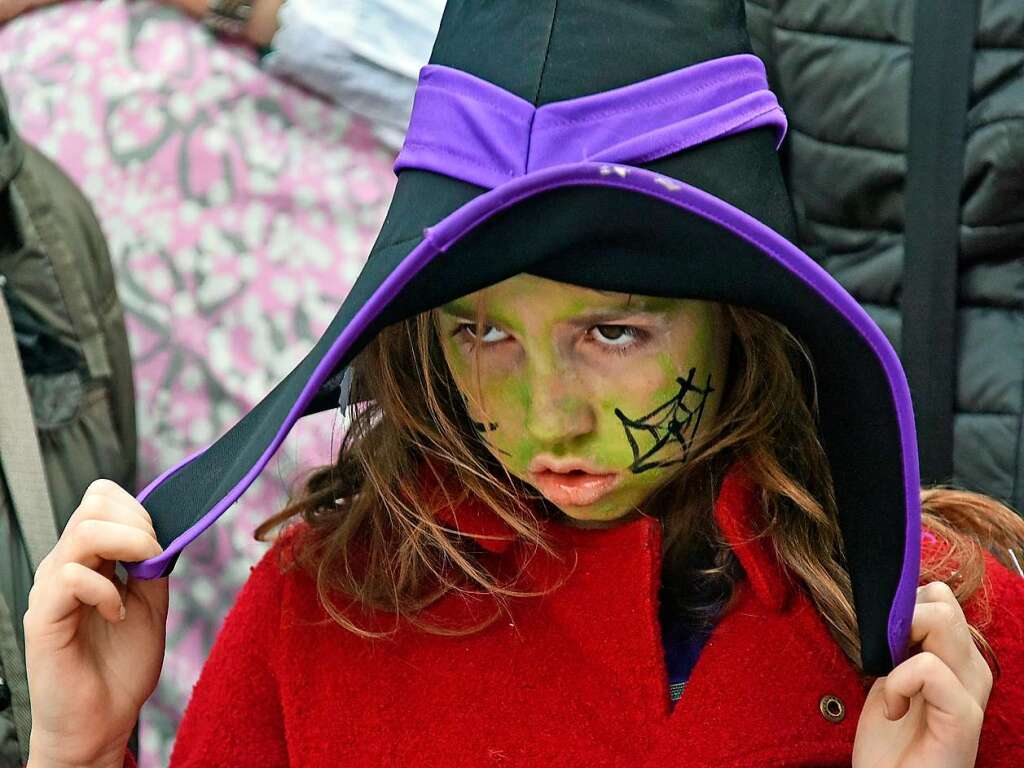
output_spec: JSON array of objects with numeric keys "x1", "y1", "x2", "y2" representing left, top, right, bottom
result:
[{"x1": 158, "y1": 472, "x2": 1024, "y2": 767}]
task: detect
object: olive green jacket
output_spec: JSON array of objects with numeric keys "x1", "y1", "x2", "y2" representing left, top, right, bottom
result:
[{"x1": 0, "y1": 84, "x2": 137, "y2": 768}]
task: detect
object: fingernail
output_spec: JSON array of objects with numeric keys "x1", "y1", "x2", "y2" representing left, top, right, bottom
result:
[{"x1": 119, "y1": 603, "x2": 126, "y2": 621}]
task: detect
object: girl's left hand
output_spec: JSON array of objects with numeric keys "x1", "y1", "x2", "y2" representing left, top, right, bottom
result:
[{"x1": 853, "y1": 581, "x2": 994, "y2": 768}]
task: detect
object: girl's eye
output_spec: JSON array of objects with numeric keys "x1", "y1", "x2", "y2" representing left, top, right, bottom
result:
[
  {"x1": 589, "y1": 325, "x2": 643, "y2": 347},
  {"x1": 460, "y1": 324, "x2": 510, "y2": 344}
]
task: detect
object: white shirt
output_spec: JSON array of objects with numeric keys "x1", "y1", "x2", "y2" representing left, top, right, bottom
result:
[{"x1": 263, "y1": 0, "x2": 445, "y2": 150}]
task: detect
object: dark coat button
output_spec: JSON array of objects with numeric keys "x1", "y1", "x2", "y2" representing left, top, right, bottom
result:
[{"x1": 819, "y1": 694, "x2": 845, "y2": 723}]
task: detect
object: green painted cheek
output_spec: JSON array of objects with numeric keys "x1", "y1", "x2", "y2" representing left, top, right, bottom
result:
[
  {"x1": 591, "y1": 417, "x2": 636, "y2": 465},
  {"x1": 584, "y1": 464, "x2": 673, "y2": 518},
  {"x1": 478, "y1": 374, "x2": 536, "y2": 474},
  {"x1": 439, "y1": 340, "x2": 537, "y2": 475},
  {"x1": 510, "y1": 378, "x2": 532, "y2": 410},
  {"x1": 656, "y1": 352, "x2": 681, "y2": 385},
  {"x1": 442, "y1": 338, "x2": 474, "y2": 388},
  {"x1": 509, "y1": 438, "x2": 542, "y2": 473},
  {"x1": 599, "y1": 377, "x2": 683, "y2": 462},
  {"x1": 472, "y1": 369, "x2": 530, "y2": 412}
]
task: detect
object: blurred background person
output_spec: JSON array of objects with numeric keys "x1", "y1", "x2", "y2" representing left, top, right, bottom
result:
[
  {"x1": 1, "y1": 0, "x2": 444, "y2": 151},
  {"x1": 0, "y1": 80, "x2": 137, "y2": 767}
]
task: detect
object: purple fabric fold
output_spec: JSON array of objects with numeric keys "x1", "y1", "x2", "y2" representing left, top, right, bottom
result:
[
  {"x1": 398, "y1": 65, "x2": 535, "y2": 186},
  {"x1": 395, "y1": 54, "x2": 787, "y2": 189}
]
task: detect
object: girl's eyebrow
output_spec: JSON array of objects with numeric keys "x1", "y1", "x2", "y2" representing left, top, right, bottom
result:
[
  {"x1": 565, "y1": 307, "x2": 672, "y2": 326},
  {"x1": 572, "y1": 295, "x2": 678, "y2": 320},
  {"x1": 438, "y1": 301, "x2": 478, "y2": 318},
  {"x1": 438, "y1": 303, "x2": 513, "y2": 328},
  {"x1": 617, "y1": 295, "x2": 678, "y2": 313},
  {"x1": 438, "y1": 296, "x2": 678, "y2": 323}
]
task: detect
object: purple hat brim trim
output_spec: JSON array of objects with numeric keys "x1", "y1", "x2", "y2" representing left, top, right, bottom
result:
[{"x1": 125, "y1": 161, "x2": 920, "y2": 669}]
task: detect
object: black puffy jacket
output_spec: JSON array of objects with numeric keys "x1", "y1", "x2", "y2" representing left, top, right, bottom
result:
[{"x1": 746, "y1": 0, "x2": 1024, "y2": 511}]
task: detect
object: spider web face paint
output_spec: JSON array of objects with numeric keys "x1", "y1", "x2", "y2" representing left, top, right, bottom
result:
[{"x1": 614, "y1": 367, "x2": 715, "y2": 473}]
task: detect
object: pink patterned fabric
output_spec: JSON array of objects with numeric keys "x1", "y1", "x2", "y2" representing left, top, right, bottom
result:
[{"x1": 0, "y1": 2, "x2": 395, "y2": 764}]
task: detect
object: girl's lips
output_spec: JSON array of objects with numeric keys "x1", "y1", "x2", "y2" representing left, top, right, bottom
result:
[{"x1": 527, "y1": 470, "x2": 621, "y2": 508}]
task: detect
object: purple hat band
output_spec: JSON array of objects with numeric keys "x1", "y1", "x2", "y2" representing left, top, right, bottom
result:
[{"x1": 395, "y1": 54, "x2": 787, "y2": 190}]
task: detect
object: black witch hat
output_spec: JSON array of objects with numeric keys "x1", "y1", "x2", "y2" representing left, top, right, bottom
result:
[{"x1": 127, "y1": 0, "x2": 921, "y2": 676}]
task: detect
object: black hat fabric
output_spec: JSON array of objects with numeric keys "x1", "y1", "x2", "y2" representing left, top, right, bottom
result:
[{"x1": 126, "y1": 0, "x2": 921, "y2": 676}]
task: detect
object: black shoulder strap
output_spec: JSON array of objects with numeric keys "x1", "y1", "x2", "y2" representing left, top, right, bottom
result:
[{"x1": 902, "y1": 0, "x2": 978, "y2": 485}]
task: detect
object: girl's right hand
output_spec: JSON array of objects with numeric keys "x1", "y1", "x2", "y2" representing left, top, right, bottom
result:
[{"x1": 24, "y1": 479, "x2": 169, "y2": 768}]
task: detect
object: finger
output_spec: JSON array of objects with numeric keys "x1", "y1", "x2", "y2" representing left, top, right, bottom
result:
[
  {"x1": 69, "y1": 497, "x2": 157, "y2": 546},
  {"x1": 916, "y1": 580, "x2": 960, "y2": 607},
  {"x1": 912, "y1": 582, "x2": 993, "y2": 707},
  {"x1": 47, "y1": 492, "x2": 158, "y2": 568},
  {"x1": 85, "y1": 478, "x2": 151, "y2": 513},
  {"x1": 909, "y1": 602, "x2": 992, "y2": 706},
  {"x1": 76, "y1": 480, "x2": 156, "y2": 535},
  {"x1": 43, "y1": 496, "x2": 156, "y2": 578},
  {"x1": 56, "y1": 519, "x2": 162, "y2": 575},
  {"x1": 883, "y1": 651, "x2": 982, "y2": 724},
  {"x1": 910, "y1": 597, "x2": 975, "y2": 676},
  {"x1": 28, "y1": 561, "x2": 125, "y2": 627}
]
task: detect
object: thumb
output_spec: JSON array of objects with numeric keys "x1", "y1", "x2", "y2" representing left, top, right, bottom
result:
[{"x1": 124, "y1": 575, "x2": 170, "y2": 620}]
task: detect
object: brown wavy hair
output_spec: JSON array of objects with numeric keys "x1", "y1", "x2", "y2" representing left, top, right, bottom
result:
[{"x1": 256, "y1": 304, "x2": 1024, "y2": 672}]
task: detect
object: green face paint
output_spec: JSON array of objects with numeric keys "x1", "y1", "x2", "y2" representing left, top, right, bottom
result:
[{"x1": 437, "y1": 274, "x2": 729, "y2": 524}]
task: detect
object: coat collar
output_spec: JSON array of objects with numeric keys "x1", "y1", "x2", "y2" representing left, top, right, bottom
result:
[{"x1": 431, "y1": 465, "x2": 794, "y2": 613}]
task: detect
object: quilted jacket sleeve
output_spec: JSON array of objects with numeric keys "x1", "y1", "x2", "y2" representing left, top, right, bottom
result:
[
  {"x1": 168, "y1": 541, "x2": 290, "y2": 766},
  {"x1": 742, "y1": 0, "x2": 776, "y2": 83}
]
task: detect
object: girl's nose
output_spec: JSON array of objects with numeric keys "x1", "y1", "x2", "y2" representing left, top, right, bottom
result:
[{"x1": 524, "y1": 365, "x2": 596, "y2": 445}]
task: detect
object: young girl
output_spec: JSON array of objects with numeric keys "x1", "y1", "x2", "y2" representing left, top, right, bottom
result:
[{"x1": 23, "y1": 1, "x2": 1024, "y2": 766}]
